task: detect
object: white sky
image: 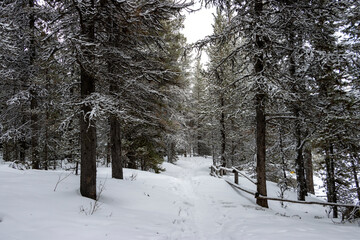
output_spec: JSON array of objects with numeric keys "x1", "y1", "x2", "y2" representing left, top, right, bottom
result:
[
  {"x1": 181, "y1": 3, "x2": 215, "y2": 44},
  {"x1": 181, "y1": 3, "x2": 216, "y2": 65}
]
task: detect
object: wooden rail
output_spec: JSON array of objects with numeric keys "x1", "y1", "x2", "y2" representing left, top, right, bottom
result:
[
  {"x1": 210, "y1": 165, "x2": 256, "y2": 185},
  {"x1": 210, "y1": 165, "x2": 360, "y2": 209}
]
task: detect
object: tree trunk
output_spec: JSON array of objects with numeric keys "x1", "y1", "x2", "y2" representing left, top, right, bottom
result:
[
  {"x1": 254, "y1": 0, "x2": 268, "y2": 208},
  {"x1": 19, "y1": 122, "x2": 26, "y2": 162},
  {"x1": 286, "y1": 21, "x2": 308, "y2": 200},
  {"x1": 3, "y1": 142, "x2": 11, "y2": 162},
  {"x1": 43, "y1": 71, "x2": 51, "y2": 170},
  {"x1": 255, "y1": 93, "x2": 268, "y2": 208},
  {"x1": 43, "y1": 110, "x2": 49, "y2": 171},
  {"x1": 325, "y1": 144, "x2": 338, "y2": 218},
  {"x1": 79, "y1": 0, "x2": 97, "y2": 200},
  {"x1": 106, "y1": 133, "x2": 111, "y2": 167},
  {"x1": 28, "y1": 0, "x2": 39, "y2": 169},
  {"x1": 107, "y1": 6, "x2": 123, "y2": 179},
  {"x1": 294, "y1": 108, "x2": 307, "y2": 200},
  {"x1": 167, "y1": 141, "x2": 176, "y2": 163},
  {"x1": 278, "y1": 124, "x2": 287, "y2": 180},
  {"x1": 30, "y1": 89, "x2": 39, "y2": 169},
  {"x1": 220, "y1": 97, "x2": 226, "y2": 168},
  {"x1": 304, "y1": 144, "x2": 314, "y2": 194},
  {"x1": 351, "y1": 157, "x2": 360, "y2": 202},
  {"x1": 110, "y1": 115, "x2": 123, "y2": 179},
  {"x1": 80, "y1": 72, "x2": 97, "y2": 199},
  {"x1": 215, "y1": 70, "x2": 226, "y2": 167}
]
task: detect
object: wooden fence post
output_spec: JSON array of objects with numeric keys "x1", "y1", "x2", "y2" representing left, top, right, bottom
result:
[{"x1": 233, "y1": 169, "x2": 239, "y2": 184}]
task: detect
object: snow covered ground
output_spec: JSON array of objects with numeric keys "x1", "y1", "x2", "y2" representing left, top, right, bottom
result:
[{"x1": 0, "y1": 156, "x2": 359, "y2": 240}]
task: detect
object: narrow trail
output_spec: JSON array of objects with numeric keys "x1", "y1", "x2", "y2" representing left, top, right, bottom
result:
[
  {"x1": 161, "y1": 156, "x2": 251, "y2": 240},
  {"x1": 157, "y1": 156, "x2": 360, "y2": 240}
]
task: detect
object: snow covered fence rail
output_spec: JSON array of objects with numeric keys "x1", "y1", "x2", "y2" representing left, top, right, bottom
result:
[
  {"x1": 210, "y1": 165, "x2": 256, "y2": 185},
  {"x1": 210, "y1": 165, "x2": 360, "y2": 209},
  {"x1": 226, "y1": 180, "x2": 360, "y2": 208}
]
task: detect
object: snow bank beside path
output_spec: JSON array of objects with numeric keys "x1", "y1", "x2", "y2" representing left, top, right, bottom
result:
[{"x1": 0, "y1": 156, "x2": 359, "y2": 240}]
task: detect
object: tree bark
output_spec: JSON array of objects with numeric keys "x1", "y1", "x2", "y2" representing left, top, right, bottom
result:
[
  {"x1": 106, "y1": 133, "x2": 111, "y2": 167},
  {"x1": 30, "y1": 89, "x2": 39, "y2": 169},
  {"x1": 19, "y1": 139, "x2": 26, "y2": 162},
  {"x1": 167, "y1": 141, "x2": 176, "y2": 163},
  {"x1": 325, "y1": 144, "x2": 338, "y2": 218},
  {"x1": 294, "y1": 108, "x2": 307, "y2": 200},
  {"x1": 216, "y1": 70, "x2": 226, "y2": 168},
  {"x1": 79, "y1": 0, "x2": 97, "y2": 200},
  {"x1": 110, "y1": 114, "x2": 123, "y2": 179},
  {"x1": 43, "y1": 109, "x2": 49, "y2": 170},
  {"x1": 3, "y1": 142, "x2": 11, "y2": 162},
  {"x1": 28, "y1": 0, "x2": 40, "y2": 170},
  {"x1": 80, "y1": 70, "x2": 97, "y2": 199},
  {"x1": 286, "y1": 19, "x2": 308, "y2": 200},
  {"x1": 304, "y1": 144, "x2": 314, "y2": 194},
  {"x1": 278, "y1": 124, "x2": 287, "y2": 180},
  {"x1": 350, "y1": 157, "x2": 360, "y2": 202},
  {"x1": 106, "y1": 4, "x2": 123, "y2": 179},
  {"x1": 254, "y1": 0, "x2": 268, "y2": 208},
  {"x1": 255, "y1": 93, "x2": 268, "y2": 208}
]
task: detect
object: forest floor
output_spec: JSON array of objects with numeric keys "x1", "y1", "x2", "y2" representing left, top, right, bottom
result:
[{"x1": 0, "y1": 156, "x2": 359, "y2": 240}]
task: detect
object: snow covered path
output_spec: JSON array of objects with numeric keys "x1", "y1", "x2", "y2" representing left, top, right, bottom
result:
[
  {"x1": 1, "y1": 156, "x2": 360, "y2": 240},
  {"x1": 161, "y1": 156, "x2": 360, "y2": 240},
  {"x1": 161, "y1": 157, "x2": 242, "y2": 240},
  {"x1": 158, "y1": 157, "x2": 360, "y2": 240}
]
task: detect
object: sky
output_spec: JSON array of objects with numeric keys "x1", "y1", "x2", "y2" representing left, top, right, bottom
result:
[
  {"x1": 181, "y1": 2, "x2": 216, "y2": 65},
  {"x1": 182, "y1": 3, "x2": 215, "y2": 44}
]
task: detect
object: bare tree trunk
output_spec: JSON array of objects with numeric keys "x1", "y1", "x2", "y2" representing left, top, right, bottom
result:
[
  {"x1": 107, "y1": 4, "x2": 123, "y2": 179},
  {"x1": 19, "y1": 134, "x2": 26, "y2": 162},
  {"x1": 325, "y1": 144, "x2": 338, "y2": 218},
  {"x1": 106, "y1": 133, "x2": 111, "y2": 167},
  {"x1": 255, "y1": 93, "x2": 268, "y2": 208},
  {"x1": 279, "y1": 125, "x2": 287, "y2": 180},
  {"x1": 79, "y1": 0, "x2": 97, "y2": 200},
  {"x1": 30, "y1": 89, "x2": 39, "y2": 169},
  {"x1": 3, "y1": 142, "x2": 11, "y2": 162},
  {"x1": 110, "y1": 115, "x2": 123, "y2": 179},
  {"x1": 220, "y1": 100, "x2": 226, "y2": 167},
  {"x1": 351, "y1": 157, "x2": 360, "y2": 202},
  {"x1": 43, "y1": 71, "x2": 51, "y2": 171},
  {"x1": 167, "y1": 141, "x2": 176, "y2": 163},
  {"x1": 215, "y1": 70, "x2": 226, "y2": 167},
  {"x1": 304, "y1": 144, "x2": 314, "y2": 194},
  {"x1": 43, "y1": 110, "x2": 49, "y2": 171},
  {"x1": 28, "y1": 0, "x2": 40, "y2": 170},
  {"x1": 287, "y1": 23, "x2": 307, "y2": 200},
  {"x1": 254, "y1": 0, "x2": 268, "y2": 208},
  {"x1": 80, "y1": 74, "x2": 97, "y2": 199},
  {"x1": 294, "y1": 108, "x2": 307, "y2": 200}
]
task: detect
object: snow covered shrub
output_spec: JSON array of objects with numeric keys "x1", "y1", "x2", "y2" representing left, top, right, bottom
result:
[
  {"x1": 125, "y1": 173, "x2": 137, "y2": 181},
  {"x1": 341, "y1": 206, "x2": 360, "y2": 223},
  {"x1": 8, "y1": 161, "x2": 29, "y2": 170},
  {"x1": 80, "y1": 181, "x2": 106, "y2": 215}
]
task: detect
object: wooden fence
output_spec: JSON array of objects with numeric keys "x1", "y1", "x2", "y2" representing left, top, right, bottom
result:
[{"x1": 210, "y1": 165, "x2": 360, "y2": 209}]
